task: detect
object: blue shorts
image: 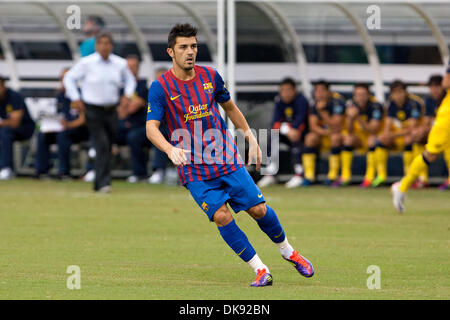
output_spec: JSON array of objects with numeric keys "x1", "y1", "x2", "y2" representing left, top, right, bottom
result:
[{"x1": 186, "y1": 167, "x2": 266, "y2": 221}]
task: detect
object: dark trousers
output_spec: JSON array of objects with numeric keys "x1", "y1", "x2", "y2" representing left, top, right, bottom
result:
[
  {"x1": 115, "y1": 124, "x2": 168, "y2": 177},
  {"x1": 35, "y1": 126, "x2": 89, "y2": 175},
  {"x1": 0, "y1": 124, "x2": 34, "y2": 169},
  {"x1": 85, "y1": 104, "x2": 117, "y2": 191},
  {"x1": 268, "y1": 133, "x2": 304, "y2": 167}
]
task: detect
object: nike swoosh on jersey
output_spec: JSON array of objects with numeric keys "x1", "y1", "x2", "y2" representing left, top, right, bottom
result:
[{"x1": 170, "y1": 94, "x2": 181, "y2": 101}]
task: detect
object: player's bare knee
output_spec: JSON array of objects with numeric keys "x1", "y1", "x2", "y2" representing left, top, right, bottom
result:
[
  {"x1": 404, "y1": 135, "x2": 413, "y2": 146},
  {"x1": 247, "y1": 203, "x2": 267, "y2": 219},
  {"x1": 330, "y1": 133, "x2": 342, "y2": 146},
  {"x1": 305, "y1": 133, "x2": 319, "y2": 147},
  {"x1": 368, "y1": 135, "x2": 376, "y2": 147},
  {"x1": 343, "y1": 134, "x2": 354, "y2": 146},
  {"x1": 213, "y1": 206, "x2": 233, "y2": 227},
  {"x1": 424, "y1": 151, "x2": 438, "y2": 163},
  {"x1": 378, "y1": 134, "x2": 391, "y2": 146}
]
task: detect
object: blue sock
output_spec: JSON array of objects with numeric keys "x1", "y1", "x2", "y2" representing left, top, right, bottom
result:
[
  {"x1": 255, "y1": 205, "x2": 286, "y2": 243},
  {"x1": 218, "y1": 220, "x2": 256, "y2": 263}
]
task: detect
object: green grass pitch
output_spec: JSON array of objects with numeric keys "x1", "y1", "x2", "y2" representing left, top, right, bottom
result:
[{"x1": 0, "y1": 178, "x2": 448, "y2": 300}]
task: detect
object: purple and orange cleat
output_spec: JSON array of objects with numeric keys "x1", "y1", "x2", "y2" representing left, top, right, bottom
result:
[
  {"x1": 331, "y1": 178, "x2": 350, "y2": 188},
  {"x1": 251, "y1": 269, "x2": 273, "y2": 287},
  {"x1": 284, "y1": 251, "x2": 314, "y2": 278},
  {"x1": 438, "y1": 179, "x2": 450, "y2": 191}
]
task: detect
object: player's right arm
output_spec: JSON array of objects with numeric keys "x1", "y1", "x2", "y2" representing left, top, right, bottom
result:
[
  {"x1": 145, "y1": 81, "x2": 189, "y2": 166},
  {"x1": 364, "y1": 103, "x2": 383, "y2": 135},
  {"x1": 309, "y1": 114, "x2": 329, "y2": 136},
  {"x1": 345, "y1": 100, "x2": 358, "y2": 134},
  {"x1": 0, "y1": 91, "x2": 24, "y2": 129},
  {"x1": 271, "y1": 99, "x2": 284, "y2": 130}
]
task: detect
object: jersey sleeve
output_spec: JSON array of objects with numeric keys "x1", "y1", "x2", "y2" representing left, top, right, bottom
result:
[
  {"x1": 410, "y1": 100, "x2": 422, "y2": 119},
  {"x1": 146, "y1": 81, "x2": 166, "y2": 122},
  {"x1": 387, "y1": 101, "x2": 397, "y2": 118},
  {"x1": 271, "y1": 100, "x2": 284, "y2": 129},
  {"x1": 291, "y1": 95, "x2": 309, "y2": 129},
  {"x1": 332, "y1": 99, "x2": 346, "y2": 116},
  {"x1": 10, "y1": 91, "x2": 26, "y2": 112},
  {"x1": 424, "y1": 97, "x2": 436, "y2": 117},
  {"x1": 214, "y1": 70, "x2": 231, "y2": 104},
  {"x1": 136, "y1": 80, "x2": 149, "y2": 100},
  {"x1": 370, "y1": 103, "x2": 383, "y2": 121},
  {"x1": 310, "y1": 103, "x2": 319, "y2": 117}
]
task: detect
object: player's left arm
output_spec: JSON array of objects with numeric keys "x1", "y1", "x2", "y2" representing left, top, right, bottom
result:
[
  {"x1": 330, "y1": 114, "x2": 345, "y2": 133},
  {"x1": 345, "y1": 101, "x2": 359, "y2": 134},
  {"x1": 0, "y1": 109, "x2": 23, "y2": 128},
  {"x1": 365, "y1": 104, "x2": 383, "y2": 135},
  {"x1": 286, "y1": 96, "x2": 308, "y2": 142},
  {"x1": 0, "y1": 93, "x2": 25, "y2": 129},
  {"x1": 401, "y1": 100, "x2": 422, "y2": 136},
  {"x1": 127, "y1": 81, "x2": 148, "y2": 115},
  {"x1": 330, "y1": 100, "x2": 346, "y2": 134},
  {"x1": 62, "y1": 110, "x2": 86, "y2": 130},
  {"x1": 220, "y1": 99, "x2": 262, "y2": 170}
]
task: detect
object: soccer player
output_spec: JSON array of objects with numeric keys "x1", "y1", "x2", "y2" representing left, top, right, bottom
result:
[
  {"x1": 336, "y1": 83, "x2": 383, "y2": 187},
  {"x1": 35, "y1": 68, "x2": 89, "y2": 179},
  {"x1": 257, "y1": 77, "x2": 309, "y2": 188},
  {"x1": 146, "y1": 24, "x2": 314, "y2": 287},
  {"x1": 421, "y1": 75, "x2": 449, "y2": 190},
  {"x1": 0, "y1": 76, "x2": 35, "y2": 180},
  {"x1": 301, "y1": 80, "x2": 346, "y2": 186},
  {"x1": 373, "y1": 80, "x2": 424, "y2": 187},
  {"x1": 392, "y1": 69, "x2": 450, "y2": 213}
]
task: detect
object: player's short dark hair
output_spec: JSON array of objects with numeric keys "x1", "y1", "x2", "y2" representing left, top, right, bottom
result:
[
  {"x1": 427, "y1": 74, "x2": 443, "y2": 86},
  {"x1": 389, "y1": 80, "x2": 407, "y2": 91},
  {"x1": 354, "y1": 83, "x2": 370, "y2": 91},
  {"x1": 313, "y1": 79, "x2": 330, "y2": 90},
  {"x1": 96, "y1": 31, "x2": 114, "y2": 45},
  {"x1": 126, "y1": 54, "x2": 140, "y2": 62},
  {"x1": 168, "y1": 23, "x2": 198, "y2": 49},
  {"x1": 0, "y1": 75, "x2": 5, "y2": 85},
  {"x1": 87, "y1": 15, "x2": 105, "y2": 29},
  {"x1": 280, "y1": 77, "x2": 296, "y2": 89}
]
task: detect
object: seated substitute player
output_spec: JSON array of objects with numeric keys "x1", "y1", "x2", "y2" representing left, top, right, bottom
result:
[
  {"x1": 373, "y1": 80, "x2": 424, "y2": 187},
  {"x1": 257, "y1": 77, "x2": 309, "y2": 188},
  {"x1": 35, "y1": 68, "x2": 89, "y2": 179},
  {"x1": 115, "y1": 56, "x2": 168, "y2": 183},
  {"x1": 301, "y1": 80, "x2": 346, "y2": 186},
  {"x1": 334, "y1": 83, "x2": 383, "y2": 187},
  {"x1": 146, "y1": 24, "x2": 314, "y2": 287},
  {"x1": 392, "y1": 66, "x2": 450, "y2": 213},
  {"x1": 0, "y1": 76, "x2": 35, "y2": 180}
]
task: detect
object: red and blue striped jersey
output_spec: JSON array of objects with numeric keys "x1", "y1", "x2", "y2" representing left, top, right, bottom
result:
[{"x1": 147, "y1": 65, "x2": 244, "y2": 185}]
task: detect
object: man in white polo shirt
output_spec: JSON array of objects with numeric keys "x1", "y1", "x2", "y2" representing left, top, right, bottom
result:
[{"x1": 64, "y1": 31, "x2": 136, "y2": 192}]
